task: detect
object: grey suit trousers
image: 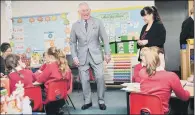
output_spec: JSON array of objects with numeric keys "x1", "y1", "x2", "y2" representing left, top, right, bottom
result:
[{"x1": 78, "y1": 50, "x2": 105, "y2": 104}]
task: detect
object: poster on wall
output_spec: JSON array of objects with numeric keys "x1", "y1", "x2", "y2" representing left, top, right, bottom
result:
[
  {"x1": 91, "y1": 6, "x2": 145, "y2": 54},
  {"x1": 91, "y1": 7, "x2": 145, "y2": 41},
  {"x1": 12, "y1": 12, "x2": 72, "y2": 67},
  {"x1": 44, "y1": 31, "x2": 55, "y2": 40},
  {"x1": 30, "y1": 50, "x2": 43, "y2": 67}
]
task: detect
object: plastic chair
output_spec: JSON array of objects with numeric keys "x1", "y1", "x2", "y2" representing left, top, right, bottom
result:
[
  {"x1": 130, "y1": 92, "x2": 164, "y2": 114},
  {"x1": 66, "y1": 71, "x2": 76, "y2": 110},
  {"x1": 24, "y1": 86, "x2": 43, "y2": 111},
  {"x1": 43, "y1": 79, "x2": 70, "y2": 114}
]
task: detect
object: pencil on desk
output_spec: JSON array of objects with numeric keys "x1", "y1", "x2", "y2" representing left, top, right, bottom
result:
[{"x1": 183, "y1": 83, "x2": 187, "y2": 88}]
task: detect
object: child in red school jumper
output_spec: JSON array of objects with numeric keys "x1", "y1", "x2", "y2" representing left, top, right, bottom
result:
[
  {"x1": 5, "y1": 54, "x2": 35, "y2": 93},
  {"x1": 34, "y1": 47, "x2": 71, "y2": 115},
  {"x1": 139, "y1": 47, "x2": 190, "y2": 114},
  {"x1": 132, "y1": 46, "x2": 165, "y2": 83},
  {"x1": 132, "y1": 48, "x2": 148, "y2": 83}
]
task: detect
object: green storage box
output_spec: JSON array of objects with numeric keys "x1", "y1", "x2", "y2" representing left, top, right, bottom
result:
[
  {"x1": 101, "y1": 42, "x2": 116, "y2": 54},
  {"x1": 117, "y1": 41, "x2": 137, "y2": 54},
  {"x1": 121, "y1": 35, "x2": 128, "y2": 41}
]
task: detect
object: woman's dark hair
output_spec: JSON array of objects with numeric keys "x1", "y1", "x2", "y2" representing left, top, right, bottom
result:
[
  {"x1": 0, "y1": 43, "x2": 11, "y2": 53},
  {"x1": 140, "y1": 6, "x2": 161, "y2": 22},
  {"x1": 5, "y1": 54, "x2": 23, "y2": 78},
  {"x1": 43, "y1": 52, "x2": 45, "y2": 57}
]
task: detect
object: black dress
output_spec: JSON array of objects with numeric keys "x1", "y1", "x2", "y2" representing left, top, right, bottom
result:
[
  {"x1": 0, "y1": 56, "x2": 5, "y2": 75},
  {"x1": 137, "y1": 20, "x2": 166, "y2": 61},
  {"x1": 180, "y1": 16, "x2": 194, "y2": 48}
]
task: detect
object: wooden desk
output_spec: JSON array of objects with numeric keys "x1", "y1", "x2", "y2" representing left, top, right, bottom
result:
[{"x1": 121, "y1": 81, "x2": 194, "y2": 115}]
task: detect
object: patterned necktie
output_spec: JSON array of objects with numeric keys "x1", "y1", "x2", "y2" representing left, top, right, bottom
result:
[{"x1": 85, "y1": 20, "x2": 88, "y2": 32}]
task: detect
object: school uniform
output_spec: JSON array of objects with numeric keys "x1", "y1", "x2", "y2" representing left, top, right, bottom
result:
[
  {"x1": 8, "y1": 69, "x2": 35, "y2": 93},
  {"x1": 140, "y1": 68, "x2": 190, "y2": 114},
  {"x1": 35, "y1": 62, "x2": 69, "y2": 115},
  {"x1": 132, "y1": 63, "x2": 144, "y2": 83}
]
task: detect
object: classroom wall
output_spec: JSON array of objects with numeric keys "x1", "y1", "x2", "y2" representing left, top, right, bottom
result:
[
  {"x1": 188, "y1": 0, "x2": 194, "y2": 16},
  {"x1": 1, "y1": 1, "x2": 9, "y2": 43},
  {"x1": 1, "y1": 1, "x2": 154, "y2": 43},
  {"x1": 155, "y1": 1, "x2": 188, "y2": 71}
]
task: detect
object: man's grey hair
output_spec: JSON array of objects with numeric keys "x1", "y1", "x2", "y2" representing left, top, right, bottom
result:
[{"x1": 78, "y1": 2, "x2": 90, "y2": 10}]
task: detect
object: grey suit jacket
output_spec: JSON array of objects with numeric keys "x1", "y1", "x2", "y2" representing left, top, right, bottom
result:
[{"x1": 70, "y1": 17, "x2": 110, "y2": 65}]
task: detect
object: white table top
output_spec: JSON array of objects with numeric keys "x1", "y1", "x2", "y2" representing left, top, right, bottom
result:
[{"x1": 121, "y1": 80, "x2": 194, "y2": 97}]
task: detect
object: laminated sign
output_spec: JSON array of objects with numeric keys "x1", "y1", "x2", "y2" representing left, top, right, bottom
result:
[{"x1": 44, "y1": 32, "x2": 55, "y2": 41}]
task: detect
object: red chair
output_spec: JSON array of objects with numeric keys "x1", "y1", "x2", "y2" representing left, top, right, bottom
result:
[
  {"x1": 89, "y1": 68, "x2": 95, "y2": 81},
  {"x1": 65, "y1": 71, "x2": 76, "y2": 110},
  {"x1": 24, "y1": 86, "x2": 43, "y2": 111},
  {"x1": 130, "y1": 92, "x2": 164, "y2": 114},
  {"x1": 43, "y1": 79, "x2": 70, "y2": 114}
]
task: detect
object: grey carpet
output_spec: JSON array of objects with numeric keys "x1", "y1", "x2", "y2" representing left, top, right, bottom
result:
[{"x1": 65, "y1": 89, "x2": 127, "y2": 114}]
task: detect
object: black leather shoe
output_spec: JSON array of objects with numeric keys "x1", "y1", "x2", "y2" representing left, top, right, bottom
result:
[
  {"x1": 81, "y1": 103, "x2": 92, "y2": 110},
  {"x1": 99, "y1": 104, "x2": 106, "y2": 110},
  {"x1": 56, "y1": 108, "x2": 65, "y2": 115}
]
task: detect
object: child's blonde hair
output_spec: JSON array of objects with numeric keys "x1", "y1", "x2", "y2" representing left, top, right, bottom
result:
[
  {"x1": 143, "y1": 47, "x2": 161, "y2": 76},
  {"x1": 57, "y1": 49, "x2": 69, "y2": 73},
  {"x1": 150, "y1": 46, "x2": 164, "y2": 54},
  {"x1": 47, "y1": 47, "x2": 69, "y2": 73},
  {"x1": 140, "y1": 47, "x2": 150, "y2": 58}
]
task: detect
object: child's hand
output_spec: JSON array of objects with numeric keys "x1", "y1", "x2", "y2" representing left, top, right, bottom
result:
[
  {"x1": 0, "y1": 73, "x2": 4, "y2": 77},
  {"x1": 187, "y1": 76, "x2": 194, "y2": 82},
  {"x1": 33, "y1": 81, "x2": 42, "y2": 86},
  {"x1": 37, "y1": 70, "x2": 42, "y2": 73}
]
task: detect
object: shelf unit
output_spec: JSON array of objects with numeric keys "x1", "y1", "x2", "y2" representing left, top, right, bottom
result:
[
  {"x1": 186, "y1": 40, "x2": 194, "y2": 78},
  {"x1": 104, "y1": 54, "x2": 137, "y2": 87}
]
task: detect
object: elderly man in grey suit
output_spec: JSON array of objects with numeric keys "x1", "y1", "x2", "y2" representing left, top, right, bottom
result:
[{"x1": 70, "y1": 2, "x2": 111, "y2": 110}]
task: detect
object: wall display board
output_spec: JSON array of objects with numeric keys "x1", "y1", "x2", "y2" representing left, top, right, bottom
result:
[{"x1": 12, "y1": 13, "x2": 72, "y2": 67}]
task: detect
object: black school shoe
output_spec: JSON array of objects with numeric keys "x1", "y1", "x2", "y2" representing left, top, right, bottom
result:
[
  {"x1": 56, "y1": 108, "x2": 65, "y2": 115},
  {"x1": 81, "y1": 103, "x2": 92, "y2": 110},
  {"x1": 99, "y1": 104, "x2": 106, "y2": 110}
]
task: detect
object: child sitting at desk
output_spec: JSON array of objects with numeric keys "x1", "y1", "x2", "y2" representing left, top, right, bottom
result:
[
  {"x1": 34, "y1": 47, "x2": 70, "y2": 115},
  {"x1": 132, "y1": 47, "x2": 165, "y2": 83},
  {"x1": 139, "y1": 47, "x2": 190, "y2": 114},
  {"x1": 132, "y1": 47, "x2": 149, "y2": 82},
  {"x1": 5, "y1": 54, "x2": 35, "y2": 93}
]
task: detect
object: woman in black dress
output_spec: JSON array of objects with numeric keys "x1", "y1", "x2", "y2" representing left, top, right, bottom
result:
[
  {"x1": 0, "y1": 42, "x2": 12, "y2": 76},
  {"x1": 137, "y1": 6, "x2": 166, "y2": 64}
]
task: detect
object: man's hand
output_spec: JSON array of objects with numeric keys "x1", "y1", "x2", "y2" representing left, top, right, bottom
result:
[
  {"x1": 104, "y1": 54, "x2": 111, "y2": 64},
  {"x1": 73, "y1": 57, "x2": 80, "y2": 67}
]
